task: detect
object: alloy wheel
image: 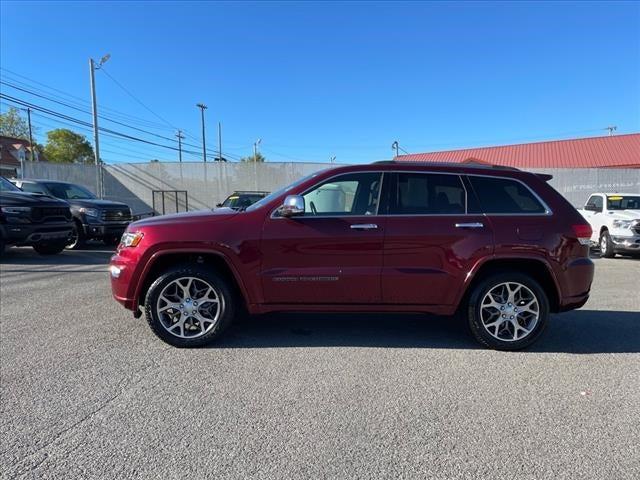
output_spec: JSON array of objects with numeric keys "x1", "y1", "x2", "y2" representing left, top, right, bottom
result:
[
  {"x1": 479, "y1": 282, "x2": 540, "y2": 342},
  {"x1": 156, "y1": 276, "x2": 223, "y2": 339}
]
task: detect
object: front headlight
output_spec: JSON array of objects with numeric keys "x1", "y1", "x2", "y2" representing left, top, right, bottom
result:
[
  {"x1": 612, "y1": 219, "x2": 632, "y2": 229},
  {"x1": 79, "y1": 207, "x2": 100, "y2": 217},
  {"x1": 1, "y1": 206, "x2": 31, "y2": 215},
  {"x1": 120, "y1": 231, "x2": 144, "y2": 247}
]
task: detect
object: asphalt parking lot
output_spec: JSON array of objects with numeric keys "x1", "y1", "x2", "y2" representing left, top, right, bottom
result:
[{"x1": 1, "y1": 248, "x2": 639, "y2": 480}]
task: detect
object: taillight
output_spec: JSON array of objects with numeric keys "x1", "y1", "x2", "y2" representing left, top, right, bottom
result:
[{"x1": 572, "y1": 224, "x2": 592, "y2": 245}]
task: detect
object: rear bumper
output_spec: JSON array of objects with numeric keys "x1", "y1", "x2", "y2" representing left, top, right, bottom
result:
[{"x1": 557, "y1": 256, "x2": 594, "y2": 312}]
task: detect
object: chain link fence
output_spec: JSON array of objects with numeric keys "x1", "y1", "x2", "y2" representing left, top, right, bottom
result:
[{"x1": 22, "y1": 161, "x2": 640, "y2": 214}]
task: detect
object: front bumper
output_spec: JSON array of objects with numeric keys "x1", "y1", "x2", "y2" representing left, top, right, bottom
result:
[
  {"x1": 611, "y1": 233, "x2": 640, "y2": 252},
  {"x1": 83, "y1": 222, "x2": 129, "y2": 239},
  {"x1": 2, "y1": 222, "x2": 73, "y2": 246}
]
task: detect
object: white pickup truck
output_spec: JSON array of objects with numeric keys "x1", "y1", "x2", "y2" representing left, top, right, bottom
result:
[{"x1": 579, "y1": 193, "x2": 640, "y2": 257}]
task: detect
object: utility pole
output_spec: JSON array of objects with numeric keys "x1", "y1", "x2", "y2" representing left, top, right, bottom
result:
[
  {"x1": 253, "y1": 138, "x2": 261, "y2": 162},
  {"x1": 606, "y1": 125, "x2": 617, "y2": 136},
  {"x1": 26, "y1": 108, "x2": 34, "y2": 162},
  {"x1": 392, "y1": 141, "x2": 399, "y2": 158},
  {"x1": 196, "y1": 103, "x2": 208, "y2": 162},
  {"x1": 89, "y1": 54, "x2": 110, "y2": 198},
  {"x1": 218, "y1": 122, "x2": 222, "y2": 161},
  {"x1": 176, "y1": 130, "x2": 185, "y2": 162}
]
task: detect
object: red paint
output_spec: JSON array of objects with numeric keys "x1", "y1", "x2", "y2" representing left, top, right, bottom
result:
[{"x1": 110, "y1": 163, "x2": 594, "y2": 316}]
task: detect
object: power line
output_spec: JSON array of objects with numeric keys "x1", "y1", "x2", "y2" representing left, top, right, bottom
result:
[
  {"x1": 0, "y1": 80, "x2": 200, "y2": 146},
  {"x1": 0, "y1": 67, "x2": 176, "y2": 131}
]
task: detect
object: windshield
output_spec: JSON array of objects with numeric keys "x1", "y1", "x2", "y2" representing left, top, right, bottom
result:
[
  {"x1": 222, "y1": 194, "x2": 266, "y2": 210},
  {"x1": 45, "y1": 182, "x2": 96, "y2": 200},
  {"x1": 244, "y1": 170, "x2": 327, "y2": 212},
  {"x1": 607, "y1": 195, "x2": 640, "y2": 210},
  {"x1": 0, "y1": 176, "x2": 22, "y2": 192}
]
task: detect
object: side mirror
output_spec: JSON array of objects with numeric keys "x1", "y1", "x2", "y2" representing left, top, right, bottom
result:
[
  {"x1": 216, "y1": 203, "x2": 223, "y2": 208},
  {"x1": 280, "y1": 195, "x2": 305, "y2": 217},
  {"x1": 584, "y1": 203, "x2": 600, "y2": 212}
]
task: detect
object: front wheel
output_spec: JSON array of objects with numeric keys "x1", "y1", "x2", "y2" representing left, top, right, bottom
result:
[
  {"x1": 144, "y1": 266, "x2": 236, "y2": 347},
  {"x1": 66, "y1": 221, "x2": 86, "y2": 250},
  {"x1": 33, "y1": 241, "x2": 67, "y2": 255},
  {"x1": 599, "y1": 230, "x2": 615, "y2": 258},
  {"x1": 467, "y1": 273, "x2": 549, "y2": 351}
]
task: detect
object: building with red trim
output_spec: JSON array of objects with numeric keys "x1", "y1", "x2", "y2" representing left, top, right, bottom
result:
[{"x1": 395, "y1": 133, "x2": 640, "y2": 169}]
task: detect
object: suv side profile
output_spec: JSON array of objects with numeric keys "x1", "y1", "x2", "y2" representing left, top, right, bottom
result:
[{"x1": 110, "y1": 162, "x2": 594, "y2": 350}]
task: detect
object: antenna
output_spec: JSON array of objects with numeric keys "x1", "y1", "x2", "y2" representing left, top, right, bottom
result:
[{"x1": 605, "y1": 126, "x2": 617, "y2": 136}]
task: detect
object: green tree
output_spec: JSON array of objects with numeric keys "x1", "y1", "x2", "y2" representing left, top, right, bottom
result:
[
  {"x1": 43, "y1": 129, "x2": 94, "y2": 164},
  {"x1": 240, "y1": 152, "x2": 266, "y2": 162},
  {"x1": 0, "y1": 107, "x2": 30, "y2": 139}
]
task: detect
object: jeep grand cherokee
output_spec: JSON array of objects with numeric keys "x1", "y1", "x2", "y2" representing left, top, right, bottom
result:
[{"x1": 110, "y1": 162, "x2": 594, "y2": 350}]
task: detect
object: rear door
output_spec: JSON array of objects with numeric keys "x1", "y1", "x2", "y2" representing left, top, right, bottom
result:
[
  {"x1": 260, "y1": 171, "x2": 385, "y2": 304},
  {"x1": 381, "y1": 171, "x2": 493, "y2": 306}
]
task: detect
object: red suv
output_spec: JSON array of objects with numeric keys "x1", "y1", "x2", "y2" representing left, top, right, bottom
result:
[{"x1": 110, "y1": 162, "x2": 594, "y2": 350}]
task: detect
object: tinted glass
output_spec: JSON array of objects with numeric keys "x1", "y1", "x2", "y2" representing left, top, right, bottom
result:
[
  {"x1": 469, "y1": 176, "x2": 546, "y2": 214},
  {"x1": 0, "y1": 177, "x2": 22, "y2": 192},
  {"x1": 587, "y1": 195, "x2": 603, "y2": 211},
  {"x1": 389, "y1": 173, "x2": 465, "y2": 215},
  {"x1": 302, "y1": 172, "x2": 381, "y2": 216},
  {"x1": 20, "y1": 182, "x2": 47, "y2": 194},
  {"x1": 606, "y1": 195, "x2": 640, "y2": 210},
  {"x1": 45, "y1": 183, "x2": 95, "y2": 200}
]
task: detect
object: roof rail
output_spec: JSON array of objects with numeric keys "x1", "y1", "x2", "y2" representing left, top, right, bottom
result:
[{"x1": 373, "y1": 159, "x2": 521, "y2": 171}]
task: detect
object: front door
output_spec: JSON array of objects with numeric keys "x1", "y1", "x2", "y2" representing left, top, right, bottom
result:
[
  {"x1": 381, "y1": 172, "x2": 494, "y2": 305},
  {"x1": 261, "y1": 172, "x2": 385, "y2": 304}
]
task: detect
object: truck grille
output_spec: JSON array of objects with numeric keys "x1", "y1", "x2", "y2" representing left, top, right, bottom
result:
[
  {"x1": 101, "y1": 208, "x2": 132, "y2": 222},
  {"x1": 31, "y1": 206, "x2": 72, "y2": 223}
]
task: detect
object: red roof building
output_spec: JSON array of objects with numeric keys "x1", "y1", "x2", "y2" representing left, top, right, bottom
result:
[{"x1": 395, "y1": 133, "x2": 640, "y2": 169}]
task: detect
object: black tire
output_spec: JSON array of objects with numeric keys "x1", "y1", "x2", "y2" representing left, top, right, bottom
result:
[
  {"x1": 66, "y1": 220, "x2": 86, "y2": 250},
  {"x1": 103, "y1": 235, "x2": 121, "y2": 247},
  {"x1": 467, "y1": 272, "x2": 550, "y2": 351},
  {"x1": 599, "y1": 230, "x2": 615, "y2": 258},
  {"x1": 33, "y1": 241, "x2": 67, "y2": 255},
  {"x1": 0, "y1": 237, "x2": 5, "y2": 258},
  {"x1": 144, "y1": 265, "x2": 236, "y2": 347}
]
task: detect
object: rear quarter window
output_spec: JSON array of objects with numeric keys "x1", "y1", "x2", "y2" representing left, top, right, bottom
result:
[{"x1": 468, "y1": 176, "x2": 547, "y2": 214}]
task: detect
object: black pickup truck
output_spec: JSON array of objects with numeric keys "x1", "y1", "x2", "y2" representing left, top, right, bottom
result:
[
  {"x1": 0, "y1": 176, "x2": 73, "y2": 256},
  {"x1": 11, "y1": 179, "x2": 132, "y2": 249}
]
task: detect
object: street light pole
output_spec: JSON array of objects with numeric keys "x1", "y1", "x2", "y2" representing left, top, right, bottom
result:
[
  {"x1": 253, "y1": 138, "x2": 261, "y2": 162},
  {"x1": 196, "y1": 103, "x2": 208, "y2": 162},
  {"x1": 89, "y1": 54, "x2": 110, "y2": 198}
]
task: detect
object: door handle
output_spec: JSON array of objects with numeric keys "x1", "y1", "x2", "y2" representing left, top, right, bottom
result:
[
  {"x1": 350, "y1": 223, "x2": 378, "y2": 230},
  {"x1": 455, "y1": 222, "x2": 484, "y2": 229}
]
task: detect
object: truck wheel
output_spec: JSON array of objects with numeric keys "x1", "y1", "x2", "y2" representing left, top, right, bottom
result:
[
  {"x1": 67, "y1": 221, "x2": 85, "y2": 250},
  {"x1": 33, "y1": 241, "x2": 67, "y2": 255},
  {"x1": 145, "y1": 266, "x2": 236, "y2": 347},
  {"x1": 599, "y1": 230, "x2": 615, "y2": 258},
  {"x1": 467, "y1": 272, "x2": 549, "y2": 351}
]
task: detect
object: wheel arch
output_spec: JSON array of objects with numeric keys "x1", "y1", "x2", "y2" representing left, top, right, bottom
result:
[
  {"x1": 134, "y1": 249, "x2": 251, "y2": 312},
  {"x1": 457, "y1": 257, "x2": 561, "y2": 313}
]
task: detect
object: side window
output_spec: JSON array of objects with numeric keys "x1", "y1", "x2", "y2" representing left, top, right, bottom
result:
[
  {"x1": 588, "y1": 195, "x2": 603, "y2": 211},
  {"x1": 468, "y1": 176, "x2": 547, "y2": 214},
  {"x1": 20, "y1": 183, "x2": 47, "y2": 194},
  {"x1": 389, "y1": 173, "x2": 466, "y2": 215},
  {"x1": 302, "y1": 172, "x2": 381, "y2": 216}
]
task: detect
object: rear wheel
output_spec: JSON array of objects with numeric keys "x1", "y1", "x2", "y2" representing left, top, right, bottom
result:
[
  {"x1": 467, "y1": 273, "x2": 549, "y2": 351},
  {"x1": 599, "y1": 230, "x2": 615, "y2": 258},
  {"x1": 66, "y1": 221, "x2": 86, "y2": 250},
  {"x1": 144, "y1": 266, "x2": 236, "y2": 347},
  {"x1": 33, "y1": 241, "x2": 67, "y2": 255}
]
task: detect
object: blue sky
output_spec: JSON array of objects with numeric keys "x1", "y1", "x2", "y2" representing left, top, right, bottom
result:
[{"x1": 1, "y1": 1, "x2": 639, "y2": 164}]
